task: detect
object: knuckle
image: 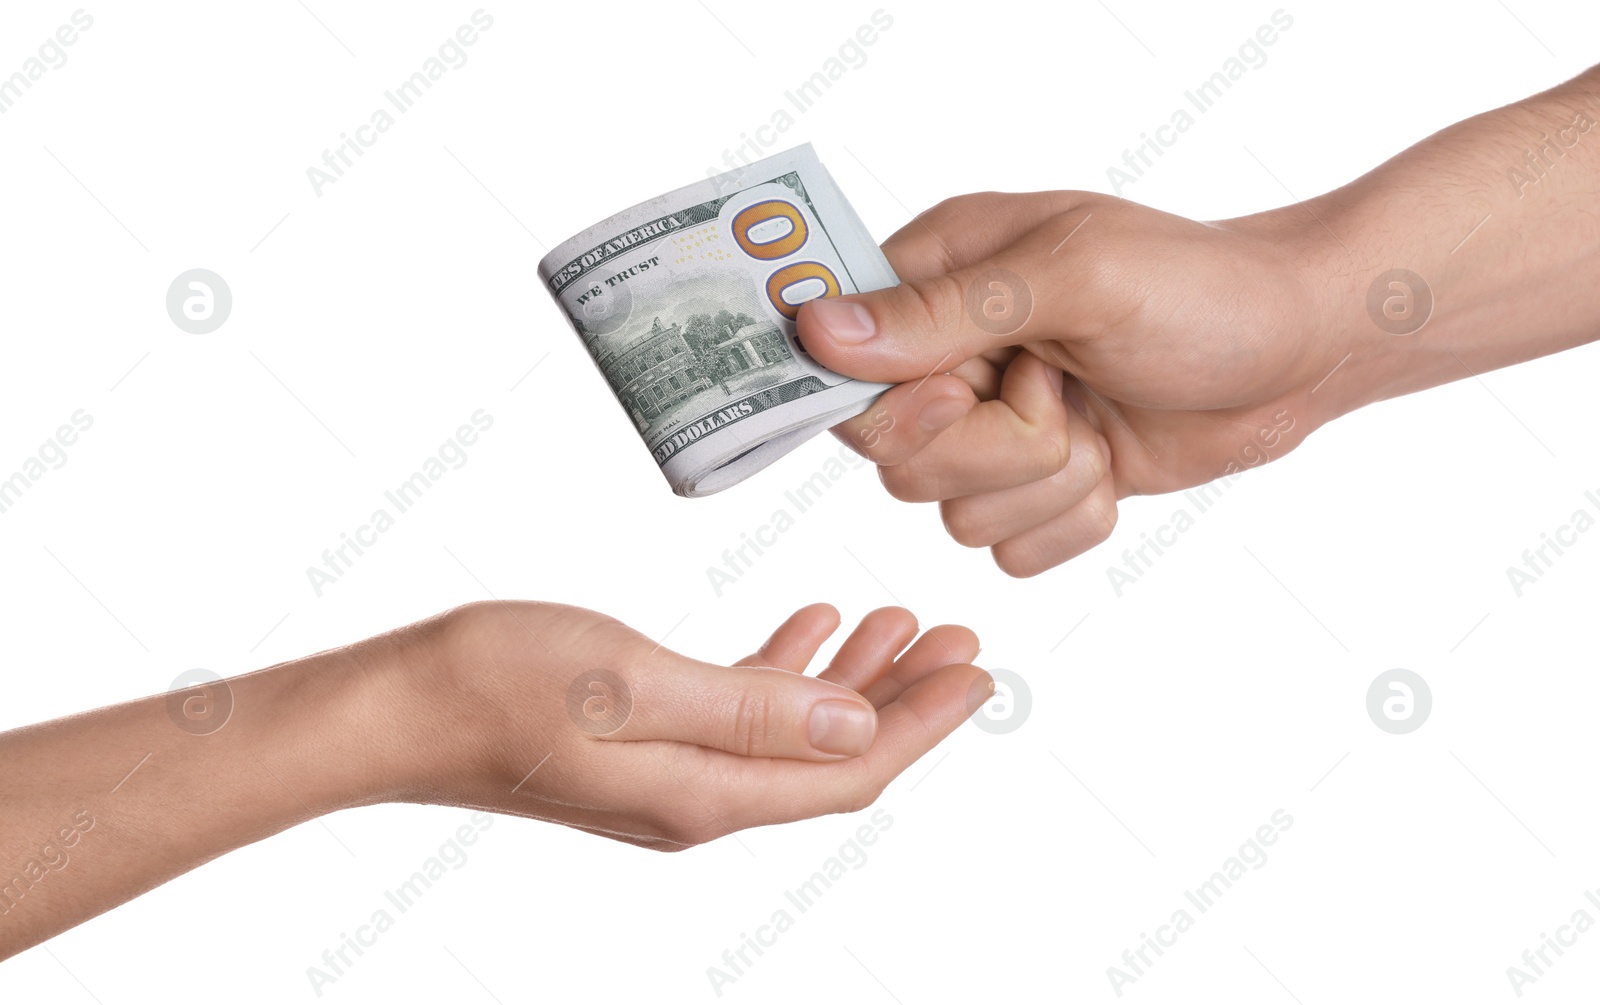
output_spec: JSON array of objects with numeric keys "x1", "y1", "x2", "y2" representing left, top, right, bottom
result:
[
  {"x1": 668, "y1": 818, "x2": 718, "y2": 848},
  {"x1": 684, "y1": 816, "x2": 726, "y2": 847},
  {"x1": 1080, "y1": 493, "x2": 1120, "y2": 544},
  {"x1": 1029, "y1": 421, "x2": 1073, "y2": 479},
  {"x1": 879, "y1": 463, "x2": 937, "y2": 503},
  {"x1": 1076, "y1": 436, "x2": 1109, "y2": 486},
  {"x1": 941, "y1": 500, "x2": 997, "y2": 549},
  {"x1": 921, "y1": 194, "x2": 972, "y2": 223},
  {"x1": 913, "y1": 196, "x2": 985, "y2": 262},
  {"x1": 439, "y1": 598, "x2": 496, "y2": 634},
  {"x1": 656, "y1": 804, "x2": 723, "y2": 848},
  {"x1": 727, "y1": 685, "x2": 779, "y2": 758},
  {"x1": 1068, "y1": 250, "x2": 1152, "y2": 341},
  {"x1": 992, "y1": 541, "x2": 1048, "y2": 579},
  {"x1": 647, "y1": 839, "x2": 694, "y2": 854},
  {"x1": 837, "y1": 773, "x2": 885, "y2": 816},
  {"x1": 850, "y1": 406, "x2": 901, "y2": 460},
  {"x1": 1048, "y1": 206, "x2": 1095, "y2": 242},
  {"x1": 898, "y1": 273, "x2": 968, "y2": 337},
  {"x1": 429, "y1": 600, "x2": 510, "y2": 664}
]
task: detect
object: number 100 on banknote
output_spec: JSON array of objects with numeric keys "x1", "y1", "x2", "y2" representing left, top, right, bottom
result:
[{"x1": 538, "y1": 144, "x2": 895, "y2": 497}]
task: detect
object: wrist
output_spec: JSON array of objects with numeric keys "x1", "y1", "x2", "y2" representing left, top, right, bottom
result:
[
  {"x1": 348, "y1": 601, "x2": 571, "y2": 806},
  {"x1": 1288, "y1": 207, "x2": 1388, "y2": 424},
  {"x1": 1223, "y1": 203, "x2": 1368, "y2": 431},
  {"x1": 243, "y1": 635, "x2": 435, "y2": 812}
]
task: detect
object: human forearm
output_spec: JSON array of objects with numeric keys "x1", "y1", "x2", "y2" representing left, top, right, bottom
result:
[
  {"x1": 0, "y1": 602, "x2": 986, "y2": 957},
  {"x1": 0, "y1": 644, "x2": 392, "y2": 959},
  {"x1": 1296, "y1": 64, "x2": 1600, "y2": 421}
]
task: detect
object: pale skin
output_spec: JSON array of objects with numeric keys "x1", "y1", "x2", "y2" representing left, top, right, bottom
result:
[
  {"x1": 0, "y1": 600, "x2": 990, "y2": 959},
  {"x1": 803, "y1": 64, "x2": 1600, "y2": 577}
]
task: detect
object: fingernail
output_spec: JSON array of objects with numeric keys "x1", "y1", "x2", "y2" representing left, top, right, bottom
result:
[
  {"x1": 808, "y1": 299, "x2": 876, "y2": 344},
  {"x1": 918, "y1": 397, "x2": 967, "y2": 434},
  {"x1": 809, "y1": 700, "x2": 876, "y2": 756},
  {"x1": 966, "y1": 675, "x2": 997, "y2": 715}
]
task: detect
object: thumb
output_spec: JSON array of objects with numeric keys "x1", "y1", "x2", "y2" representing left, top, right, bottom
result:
[
  {"x1": 798, "y1": 253, "x2": 1044, "y2": 383},
  {"x1": 587, "y1": 661, "x2": 879, "y2": 761}
]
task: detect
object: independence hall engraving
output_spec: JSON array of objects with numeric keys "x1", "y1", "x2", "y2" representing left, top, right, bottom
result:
[{"x1": 592, "y1": 315, "x2": 792, "y2": 429}]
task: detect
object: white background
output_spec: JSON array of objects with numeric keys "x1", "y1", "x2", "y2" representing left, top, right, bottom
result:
[{"x1": 2, "y1": 1, "x2": 1597, "y2": 1002}]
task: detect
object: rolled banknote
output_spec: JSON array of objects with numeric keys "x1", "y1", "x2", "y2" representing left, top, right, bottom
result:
[{"x1": 538, "y1": 144, "x2": 895, "y2": 497}]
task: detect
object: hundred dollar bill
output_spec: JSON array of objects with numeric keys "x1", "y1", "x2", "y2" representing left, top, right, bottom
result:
[{"x1": 538, "y1": 144, "x2": 894, "y2": 497}]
